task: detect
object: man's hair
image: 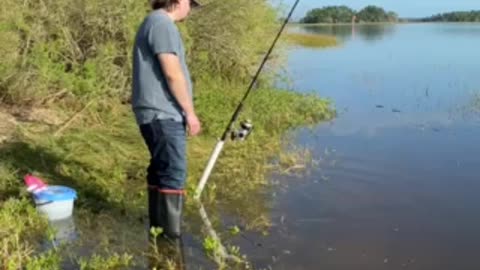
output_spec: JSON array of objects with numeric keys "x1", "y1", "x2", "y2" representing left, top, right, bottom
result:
[{"x1": 150, "y1": 0, "x2": 180, "y2": 10}]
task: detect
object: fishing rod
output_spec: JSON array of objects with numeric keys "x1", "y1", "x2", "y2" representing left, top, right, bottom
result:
[{"x1": 194, "y1": 0, "x2": 301, "y2": 200}]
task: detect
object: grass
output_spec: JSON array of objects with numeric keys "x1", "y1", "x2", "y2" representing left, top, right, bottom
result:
[
  {"x1": 0, "y1": 198, "x2": 64, "y2": 269},
  {"x1": 284, "y1": 32, "x2": 338, "y2": 48},
  {"x1": 291, "y1": 22, "x2": 398, "y2": 26},
  {"x1": 0, "y1": 80, "x2": 334, "y2": 269}
]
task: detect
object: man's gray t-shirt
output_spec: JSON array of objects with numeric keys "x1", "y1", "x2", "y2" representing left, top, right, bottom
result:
[{"x1": 132, "y1": 11, "x2": 193, "y2": 125}]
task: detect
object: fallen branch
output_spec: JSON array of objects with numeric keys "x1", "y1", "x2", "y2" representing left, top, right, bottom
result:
[
  {"x1": 39, "y1": 89, "x2": 68, "y2": 105},
  {"x1": 54, "y1": 99, "x2": 95, "y2": 137}
]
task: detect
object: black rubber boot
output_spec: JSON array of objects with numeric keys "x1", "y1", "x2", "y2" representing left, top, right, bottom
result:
[
  {"x1": 148, "y1": 188, "x2": 165, "y2": 229},
  {"x1": 148, "y1": 192, "x2": 185, "y2": 269},
  {"x1": 159, "y1": 192, "x2": 184, "y2": 240},
  {"x1": 148, "y1": 190, "x2": 184, "y2": 239}
]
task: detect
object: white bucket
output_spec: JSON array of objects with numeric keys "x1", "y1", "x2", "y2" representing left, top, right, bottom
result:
[{"x1": 33, "y1": 186, "x2": 77, "y2": 221}]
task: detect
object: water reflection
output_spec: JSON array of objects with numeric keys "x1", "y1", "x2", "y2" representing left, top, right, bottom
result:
[
  {"x1": 299, "y1": 24, "x2": 396, "y2": 43},
  {"x1": 435, "y1": 23, "x2": 480, "y2": 36},
  {"x1": 40, "y1": 217, "x2": 78, "y2": 252}
]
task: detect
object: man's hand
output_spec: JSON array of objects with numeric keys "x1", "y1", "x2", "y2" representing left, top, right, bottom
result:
[{"x1": 186, "y1": 112, "x2": 201, "y2": 136}]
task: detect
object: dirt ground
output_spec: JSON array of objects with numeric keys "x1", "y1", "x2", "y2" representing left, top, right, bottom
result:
[{"x1": 0, "y1": 106, "x2": 66, "y2": 144}]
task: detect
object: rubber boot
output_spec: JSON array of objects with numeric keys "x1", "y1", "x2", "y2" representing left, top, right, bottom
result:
[
  {"x1": 148, "y1": 188, "x2": 165, "y2": 230},
  {"x1": 148, "y1": 190, "x2": 184, "y2": 238},
  {"x1": 159, "y1": 192, "x2": 184, "y2": 240},
  {"x1": 151, "y1": 192, "x2": 185, "y2": 269}
]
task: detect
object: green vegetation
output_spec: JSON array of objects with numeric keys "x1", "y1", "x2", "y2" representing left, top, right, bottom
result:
[
  {"x1": 419, "y1": 11, "x2": 480, "y2": 22},
  {"x1": 0, "y1": 198, "x2": 58, "y2": 269},
  {"x1": 0, "y1": 84, "x2": 333, "y2": 270},
  {"x1": 301, "y1": 6, "x2": 356, "y2": 24},
  {"x1": 357, "y1": 6, "x2": 398, "y2": 23},
  {"x1": 301, "y1": 5, "x2": 398, "y2": 24},
  {"x1": 0, "y1": 0, "x2": 334, "y2": 269},
  {"x1": 300, "y1": 6, "x2": 480, "y2": 24},
  {"x1": 285, "y1": 32, "x2": 338, "y2": 48}
]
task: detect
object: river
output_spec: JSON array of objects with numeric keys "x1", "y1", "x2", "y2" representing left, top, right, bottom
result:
[{"x1": 242, "y1": 23, "x2": 480, "y2": 270}]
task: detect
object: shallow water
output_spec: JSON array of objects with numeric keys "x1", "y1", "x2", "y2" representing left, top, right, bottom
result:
[{"x1": 247, "y1": 23, "x2": 480, "y2": 270}]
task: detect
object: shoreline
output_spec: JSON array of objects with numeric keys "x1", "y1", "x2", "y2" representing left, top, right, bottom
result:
[
  {"x1": 290, "y1": 21, "x2": 480, "y2": 26},
  {"x1": 0, "y1": 85, "x2": 335, "y2": 268}
]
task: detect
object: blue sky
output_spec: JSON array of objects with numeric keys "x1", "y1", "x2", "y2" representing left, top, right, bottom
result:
[{"x1": 273, "y1": 0, "x2": 480, "y2": 19}]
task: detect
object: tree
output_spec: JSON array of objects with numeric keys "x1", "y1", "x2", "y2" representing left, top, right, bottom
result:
[
  {"x1": 356, "y1": 5, "x2": 388, "y2": 22},
  {"x1": 301, "y1": 5, "x2": 398, "y2": 24},
  {"x1": 422, "y1": 10, "x2": 480, "y2": 22},
  {"x1": 387, "y1": 11, "x2": 399, "y2": 22},
  {"x1": 301, "y1": 6, "x2": 355, "y2": 23}
]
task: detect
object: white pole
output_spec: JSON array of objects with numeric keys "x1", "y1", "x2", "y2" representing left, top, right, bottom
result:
[
  {"x1": 198, "y1": 203, "x2": 242, "y2": 264},
  {"x1": 194, "y1": 140, "x2": 225, "y2": 200}
]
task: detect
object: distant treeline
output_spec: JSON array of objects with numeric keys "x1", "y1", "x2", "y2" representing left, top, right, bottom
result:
[
  {"x1": 301, "y1": 5, "x2": 398, "y2": 24},
  {"x1": 415, "y1": 11, "x2": 480, "y2": 22},
  {"x1": 301, "y1": 6, "x2": 480, "y2": 24}
]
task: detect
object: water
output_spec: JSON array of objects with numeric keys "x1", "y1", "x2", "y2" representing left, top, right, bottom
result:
[{"x1": 248, "y1": 23, "x2": 480, "y2": 270}]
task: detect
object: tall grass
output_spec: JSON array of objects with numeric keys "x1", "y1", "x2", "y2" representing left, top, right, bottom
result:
[
  {"x1": 0, "y1": 0, "x2": 280, "y2": 106},
  {"x1": 285, "y1": 32, "x2": 338, "y2": 48},
  {"x1": 0, "y1": 86, "x2": 333, "y2": 269}
]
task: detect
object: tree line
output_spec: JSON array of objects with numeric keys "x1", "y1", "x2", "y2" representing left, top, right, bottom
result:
[
  {"x1": 301, "y1": 5, "x2": 398, "y2": 24},
  {"x1": 417, "y1": 11, "x2": 480, "y2": 22},
  {"x1": 301, "y1": 6, "x2": 480, "y2": 24}
]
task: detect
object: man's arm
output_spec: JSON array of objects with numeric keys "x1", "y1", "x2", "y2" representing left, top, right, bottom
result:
[
  {"x1": 158, "y1": 53, "x2": 194, "y2": 115},
  {"x1": 158, "y1": 53, "x2": 201, "y2": 135}
]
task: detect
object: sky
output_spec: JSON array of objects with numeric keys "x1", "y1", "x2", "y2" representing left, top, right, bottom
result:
[{"x1": 272, "y1": 0, "x2": 480, "y2": 19}]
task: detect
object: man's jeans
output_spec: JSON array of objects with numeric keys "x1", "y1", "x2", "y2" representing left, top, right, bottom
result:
[{"x1": 140, "y1": 119, "x2": 187, "y2": 191}]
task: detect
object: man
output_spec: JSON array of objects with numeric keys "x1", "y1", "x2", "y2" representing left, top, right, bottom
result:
[{"x1": 131, "y1": 0, "x2": 202, "y2": 243}]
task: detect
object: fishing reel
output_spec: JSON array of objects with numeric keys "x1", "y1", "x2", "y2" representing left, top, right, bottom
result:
[{"x1": 231, "y1": 120, "x2": 253, "y2": 141}]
